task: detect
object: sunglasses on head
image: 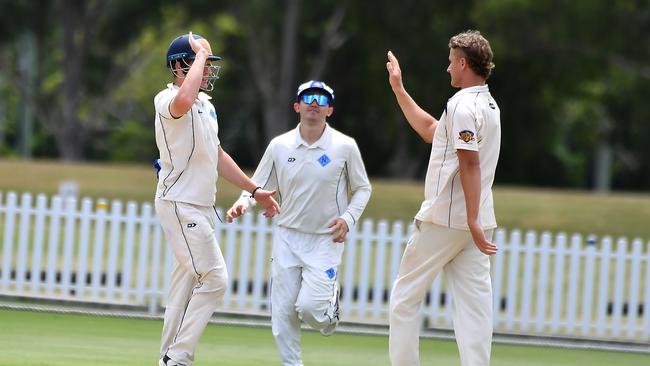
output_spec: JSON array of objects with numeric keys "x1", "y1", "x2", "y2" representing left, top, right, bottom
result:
[{"x1": 301, "y1": 94, "x2": 330, "y2": 106}]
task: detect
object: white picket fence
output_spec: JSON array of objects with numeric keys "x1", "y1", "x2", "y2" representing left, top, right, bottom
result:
[{"x1": 0, "y1": 191, "x2": 649, "y2": 343}]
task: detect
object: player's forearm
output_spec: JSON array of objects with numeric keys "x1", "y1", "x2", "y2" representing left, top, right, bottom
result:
[
  {"x1": 392, "y1": 87, "x2": 438, "y2": 143},
  {"x1": 218, "y1": 148, "x2": 257, "y2": 194},
  {"x1": 343, "y1": 186, "x2": 372, "y2": 226},
  {"x1": 171, "y1": 53, "x2": 208, "y2": 115},
  {"x1": 458, "y1": 152, "x2": 482, "y2": 226}
]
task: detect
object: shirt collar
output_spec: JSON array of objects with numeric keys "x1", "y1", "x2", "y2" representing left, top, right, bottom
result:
[
  {"x1": 293, "y1": 123, "x2": 332, "y2": 149},
  {"x1": 166, "y1": 83, "x2": 212, "y2": 101},
  {"x1": 450, "y1": 84, "x2": 489, "y2": 100}
]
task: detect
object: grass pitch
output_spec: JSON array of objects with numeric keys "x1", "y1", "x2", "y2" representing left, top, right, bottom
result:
[{"x1": 0, "y1": 309, "x2": 648, "y2": 366}]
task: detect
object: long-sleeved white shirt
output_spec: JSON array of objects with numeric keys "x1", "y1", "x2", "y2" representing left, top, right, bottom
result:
[{"x1": 239, "y1": 123, "x2": 372, "y2": 234}]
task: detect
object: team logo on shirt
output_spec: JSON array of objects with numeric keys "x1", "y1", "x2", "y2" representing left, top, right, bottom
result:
[
  {"x1": 325, "y1": 267, "x2": 336, "y2": 279},
  {"x1": 209, "y1": 109, "x2": 217, "y2": 120},
  {"x1": 458, "y1": 130, "x2": 476, "y2": 143},
  {"x1": 318, "y1": 154, "x2": 331, "y2": 167}
]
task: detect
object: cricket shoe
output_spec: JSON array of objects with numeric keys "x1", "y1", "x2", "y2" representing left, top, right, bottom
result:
[
  {"x1": 159, "y1": 354, "x2": 187, "y2": 366},
  {"x1": 320, "y1": 282, "x2": 340, "y2": 336}
]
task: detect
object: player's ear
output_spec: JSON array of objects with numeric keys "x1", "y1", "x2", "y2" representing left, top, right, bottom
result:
[
  {"x1": 326, "y1": 106, "x2": 334, "y2": 117},
  {"x1": 293, "y1": 102, "x2": 300, "y2": 113},
  {"x1": 459, "y1": 57, "x2": 465, "y2": 67}
]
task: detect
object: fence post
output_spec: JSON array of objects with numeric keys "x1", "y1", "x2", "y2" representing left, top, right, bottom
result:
[
  {"x1": 60, "y1": 197, "x2": 77, "y2": 297},
  {"x1": 492, "y1": 229, "x2": 507, "y2": 328},
  {"x1": 75, "y1": 198, "x2": 93, "y2": 298},
  {"x1": 388, "y1": 220, "x2": 406, "y2": 300},
  {"x1": 565, "y1": 234, "x2": 582, "y2": 334},
  {"x1": 357, "y1": 219, "x2": 374, "y2": 318},
  {"x1": 505, "y1": 229, "x2": 521, "y2": 330},
  {"x1": 626, "y1": 239, "x2": 643, "y2": 337},
  {"x1": 342, "y1": 219, "x2": 358, "y2": 316},
  {"x1": 371, "y1": 220, "x2": 389, "y2": 320},
  {"x1": 550, "y1": 233, "x2": 566, "y2": 333},
  {"x1": 520, "y1": 230, "x2": 537, "y2": 331},
  {"x1": 642, "y1": 240, "x2": 650, "y2": 340},
  {"x1": 120, "y1": 201, "x2": 138, "y2": 301},
  {"x1": 30, "y1": 194, "x2": 48, "y2": 293},
  {"x1": 45, "y1": 196, "x2": 63, "y2": 296},
  {"x1": 580, "y1": 236, "x2": 597, "y2": 336},
  {"x1": 91, "y1": 199, "x2": 108, "y2": 298},
  {"x1": 15, "y1": 192, "x2": 33, "y2": 293},
  {"x1": 611, "y1": 237, "x2": 628, "y2": 337},
  {"x1": 595, "y1": 237, "x2": 612, "y2": 337},
  {"x1": 148, "y1": 220, "x2": 162, "y2": 313},
  {"x1": 105, "y1": 200, "x2": 123, "y2": 301},
  {"x1": 136, "y1": 202, "x2": 152, "y2": 304},
  {"x1": 535, "y1": 232, "x2": 552, "y2": 332},
  {"x1": 1, "y1": 192, "x2": 18, "y2": 290},
  {"x1": 251, "y1": 213, "x2": 270, "y2": 311}
]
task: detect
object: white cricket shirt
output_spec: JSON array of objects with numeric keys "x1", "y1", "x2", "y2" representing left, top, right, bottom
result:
[
  {"x1": 415, "y1": 84, "x2": 501, "y2": 230},
  {"x1": 242, "y1": 124, "x2": 372, "y2": 234},
  {"x1": 154, "y1": 83, "x2": 220, "y2": 207}
]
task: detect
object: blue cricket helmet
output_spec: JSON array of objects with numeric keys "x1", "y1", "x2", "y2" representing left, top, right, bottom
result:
[{"x1": 166, "y1": 33, "x2": 222, "y2": 68}]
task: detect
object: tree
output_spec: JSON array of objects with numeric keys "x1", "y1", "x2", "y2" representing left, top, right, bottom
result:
[{"x1": 231, "y1": 0, "x2": 347, "y2": 147}]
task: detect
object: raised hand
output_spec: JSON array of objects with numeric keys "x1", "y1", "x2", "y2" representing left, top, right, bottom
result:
[
  {"x1": 386, "y1": 50, "x2": 404, "y2": 91},
  {"x1": 188, "y1": 31, "x2": 208, "y2": 58},
  {"x1": 328, "y1": 218, "x2": 349, "y2": 243}
]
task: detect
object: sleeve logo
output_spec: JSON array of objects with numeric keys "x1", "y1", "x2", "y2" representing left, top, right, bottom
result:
[{"x1": 458, "y1": 130, "x2": 476, "y2": 143}]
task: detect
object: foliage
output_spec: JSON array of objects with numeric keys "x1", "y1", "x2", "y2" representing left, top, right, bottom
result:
[{"x1": 1, "y1": 0, "x2": 650, "y2": 190}]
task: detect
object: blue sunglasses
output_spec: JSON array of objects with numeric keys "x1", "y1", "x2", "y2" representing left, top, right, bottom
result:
[{"x1": 301, "y1": 94, "x2": 330, "y2": 106}]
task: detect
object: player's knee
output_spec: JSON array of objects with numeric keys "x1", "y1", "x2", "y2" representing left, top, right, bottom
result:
[
  {"x1": 295, "y1": 298, "x2": 325, "y2": 326},
  {"x1": 201, "y1": 267, "x2": 228, "y2": 296}
]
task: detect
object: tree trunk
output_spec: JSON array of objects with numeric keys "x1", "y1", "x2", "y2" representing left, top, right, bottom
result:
[{"x1": 241, "y1": 1, "x2": 347, "y2": 145}]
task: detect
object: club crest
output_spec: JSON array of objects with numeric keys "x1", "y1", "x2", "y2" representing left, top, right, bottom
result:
[{"x1": 458, "y1": 130, "x2": 476, "y2": 143}]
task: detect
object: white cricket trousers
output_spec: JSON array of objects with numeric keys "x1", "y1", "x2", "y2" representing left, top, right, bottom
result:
[
  {"x1": 155, "y1": 199, "x2": 228, "y2": 366},
  {"x1": 389, "y1": 220, "x2": 494, "y2": 366},
  {"x1": 271, "y1": 226, "x2": 342, "y2": 366}
]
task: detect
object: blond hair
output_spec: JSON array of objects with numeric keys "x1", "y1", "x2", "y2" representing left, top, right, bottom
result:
[{"x1": 449, "y1": 30, "x2": 495, "y2": 79}]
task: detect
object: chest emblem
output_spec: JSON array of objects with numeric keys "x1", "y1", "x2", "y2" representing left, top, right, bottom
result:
[
  {"x1": 209, "y1": 109, "x2": 217, "y2": 120},
  {"x1": 318, "y1": 154, "x2": 331, "y2": 167},
  {"x1": 458, "y1": 130, "x2": 476, "y2": 143}
]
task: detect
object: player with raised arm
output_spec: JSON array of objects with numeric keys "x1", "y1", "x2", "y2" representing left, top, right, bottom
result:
[
  {"x1": 154, "y1": 32, "x2": 279, "y2": 366},
  {"x1": 386, "y1": 30, "x2": 501, "y2": 366}
]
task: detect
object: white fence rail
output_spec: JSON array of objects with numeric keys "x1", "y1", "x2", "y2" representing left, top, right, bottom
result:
[{"x1": 0, "y1": 191, "x2": 649, "y2": 343}]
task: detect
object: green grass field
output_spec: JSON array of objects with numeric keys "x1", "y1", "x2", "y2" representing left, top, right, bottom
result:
[
  {"x1": 1, "y1": 158, "x2": 650, "y2": 239},
  {"x1": 0, "y1": 309, "x2": 648, "y2": 366}
]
